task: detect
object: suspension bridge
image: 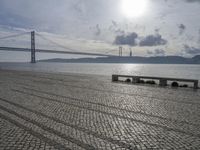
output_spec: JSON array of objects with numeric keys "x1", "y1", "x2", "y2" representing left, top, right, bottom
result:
[{"x1": 0, "y1": 31, "x2": 117, "y2": 63}]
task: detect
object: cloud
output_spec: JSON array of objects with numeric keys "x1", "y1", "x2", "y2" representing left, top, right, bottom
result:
[
  {"x1": 108, "y1": 20, "x2": 125, "y2": 35},
  {"x1": 114, "y1": 29, "x2": 125, "y2": 35},
  {"x1": 154, "y1": 28, "x2": 160, "y2": 34},
  {"x1": 147, "y1": 49, "x2": 166, "y2": 56},
  {"x1": 114, "y1": 32, "x2": 138, "y2": 46},
  {"x1": 114, "y1": 33, "x2": 168, "y2": 47},
  {"x1": 111, "y1": 20, "x2": 118, "y2": 27},
  {"x1": 139, "y1": 34, "x2": 167, "y2": 46},
  {"x1": 185, "y1": 0, "x2": 200, "y2": 3},
  {"x1": 198, "y1": 29, "x2": 200, "y2": 43},
  {"x1": 178, "y1": 24, "x2": 186, "y2": 35},
  {"x1": 0, "y1": 0, "x2": 118, "y2": 37},
  {"x1": 183, "y1": 45, "x2": 200, "y2": 55}
]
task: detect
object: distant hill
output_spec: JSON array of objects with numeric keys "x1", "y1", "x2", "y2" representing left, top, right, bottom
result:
[{"x1": 39, "y1": 55, "x2": 200, "y2": 64}]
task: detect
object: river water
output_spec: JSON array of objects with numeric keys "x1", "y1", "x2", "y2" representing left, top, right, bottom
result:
[{"x1": 0, "y1": 62, "x2": 200, "y2": 81}]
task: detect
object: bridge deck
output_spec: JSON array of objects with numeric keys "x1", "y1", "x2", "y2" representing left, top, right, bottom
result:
[{"x1": 0, "y1": 46, "x2": 114, "y2": 57}]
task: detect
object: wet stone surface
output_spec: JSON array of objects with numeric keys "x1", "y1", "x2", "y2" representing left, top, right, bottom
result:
[{"x1": 0, "y1": 69, "x2": 200, "y2": 150}]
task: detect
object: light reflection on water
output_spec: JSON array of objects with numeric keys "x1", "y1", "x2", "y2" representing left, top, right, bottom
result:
[{"x1": 0, "y1": 62, "x2": 200, "y2": 81}]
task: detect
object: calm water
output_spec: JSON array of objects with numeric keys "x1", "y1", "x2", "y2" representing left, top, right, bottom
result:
[{"x1": 0, "y1": 62, "x2": 200, "y2": 81}]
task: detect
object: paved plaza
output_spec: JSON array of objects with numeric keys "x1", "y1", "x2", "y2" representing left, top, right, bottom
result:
[{"x1": 0, "y1": 69, "x2": 200, "y2": 150}]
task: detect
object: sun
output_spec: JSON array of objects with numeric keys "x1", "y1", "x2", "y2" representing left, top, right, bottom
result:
[{"x1": 121, "y1": 0, "x2": 148, "y2": 18}]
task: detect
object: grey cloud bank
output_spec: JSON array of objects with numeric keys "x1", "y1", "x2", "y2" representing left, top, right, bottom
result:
[
  {"x1": 114, "y1": 32, "x2": 168, "y2": 47},
  {"x1": 114, "y1": 32, "x2": 138, "y2": 46},
  {"x1": 139, "y1": 34, "x2": 167, "y2": 47},
  {"x1": 183, "y1": 45, "x2": 200, "y2": 55}
]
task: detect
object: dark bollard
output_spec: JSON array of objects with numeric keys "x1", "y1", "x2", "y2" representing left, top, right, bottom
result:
[
  {"x1": 171, "y1": 82, "x2": 179, "y2": 87},
  {"x1": 125, "y1": 78, "x2": 131, "y2": 83}
]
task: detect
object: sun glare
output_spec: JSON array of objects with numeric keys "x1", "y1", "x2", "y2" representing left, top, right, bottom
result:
[{"x1": 121, "y1": 0, "x2": 148, "y2": 18}]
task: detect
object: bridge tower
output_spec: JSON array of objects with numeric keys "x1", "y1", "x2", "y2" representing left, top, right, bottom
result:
[
  {"x1": 130, "y1": 48, "x2": 132, "y2": 57},
  {"x1": 31, "y1": 31, "x2": 36, "y2": 63},
  {"x1": 119, "y1": 46, "x2": 122, "y2": 56}
]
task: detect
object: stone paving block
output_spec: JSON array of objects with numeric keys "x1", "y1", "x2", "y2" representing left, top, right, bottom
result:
[{"x1": 0, "y1": 69, "x2": 200, "y2": 150}]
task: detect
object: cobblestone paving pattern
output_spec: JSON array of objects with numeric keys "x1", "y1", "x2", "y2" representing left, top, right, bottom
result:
[{"x1": 0, "y1": 69, "x2": 200, "y2": 150}]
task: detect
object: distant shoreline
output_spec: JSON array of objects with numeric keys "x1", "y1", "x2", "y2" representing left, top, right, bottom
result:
[{"x1": 39, "y1": 55, "x2": 200, "y2": 64}]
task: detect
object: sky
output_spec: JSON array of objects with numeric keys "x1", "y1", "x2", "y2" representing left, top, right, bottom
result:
[{"x1": 0, "y1": 0, "x2": 200, "y2": 61}]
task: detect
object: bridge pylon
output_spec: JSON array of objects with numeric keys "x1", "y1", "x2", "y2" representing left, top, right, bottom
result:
[{"x1": 31, "y1": 31, "x2": 36, "y2": 63}]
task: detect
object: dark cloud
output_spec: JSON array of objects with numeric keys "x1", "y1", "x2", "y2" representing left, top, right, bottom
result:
[
  {"x1": 178, "y1": 24, "x2": 186, "y2": 35},
  {"x1": 114, "y1": 33, "x2": 168, "y2": 47},
  {"x1": 114, "y1": 32, "x2": 138, "y2": 46},
  {"x1": 147, "y1": 49, "x2": 166, "y2": 56},
  {"x1": 183, "y1": 45, "x2": 200, "y2": 54},
  {"x1": 139, "y1": 34, "x2": 167, "y2": 46}
]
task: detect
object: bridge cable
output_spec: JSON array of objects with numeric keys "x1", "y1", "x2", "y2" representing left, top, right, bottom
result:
[
  {"x1": 0, "y1": 31, "x2": 116, "y2": 56},
  {"x1": 36, "y1": 32, "x2": 116, "y2": 56},
  {"x1": 36, "y1": 33, "x2": 80, "y2": 52},
  {"x1": 105, "y1": 48, "x2": 117, "y2": 54},
  {"x1": 0, "y1": 32, "x2": 30, "y2": 40}
]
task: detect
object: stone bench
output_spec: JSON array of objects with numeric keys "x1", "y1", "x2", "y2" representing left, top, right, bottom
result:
[{"x1": 112, "y1": 74, "x2": 199, "y2": 89}]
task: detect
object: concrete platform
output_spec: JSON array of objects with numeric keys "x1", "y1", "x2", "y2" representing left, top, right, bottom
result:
[{"x1": 0, "y1": 69, "x2": 200, "y2": 150}]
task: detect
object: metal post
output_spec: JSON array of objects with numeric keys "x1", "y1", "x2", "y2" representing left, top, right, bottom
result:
[
  {"x1": 194, "y1": 81, "x2": 198, "y2": 89},
  {"x1": 31, "y1": 31, "x2": 36, "y2": 63},
  {"x1": 119, "y1": 47, "x2": 121, "y2": 56},
  {"x1": 119, "y1": 46, "x2": 122, "y2": 57}
]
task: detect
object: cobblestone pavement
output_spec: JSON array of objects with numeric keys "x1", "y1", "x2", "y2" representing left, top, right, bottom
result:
[{"x1": 0, "y1": 69, "x2": 200, "y2": 150}]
